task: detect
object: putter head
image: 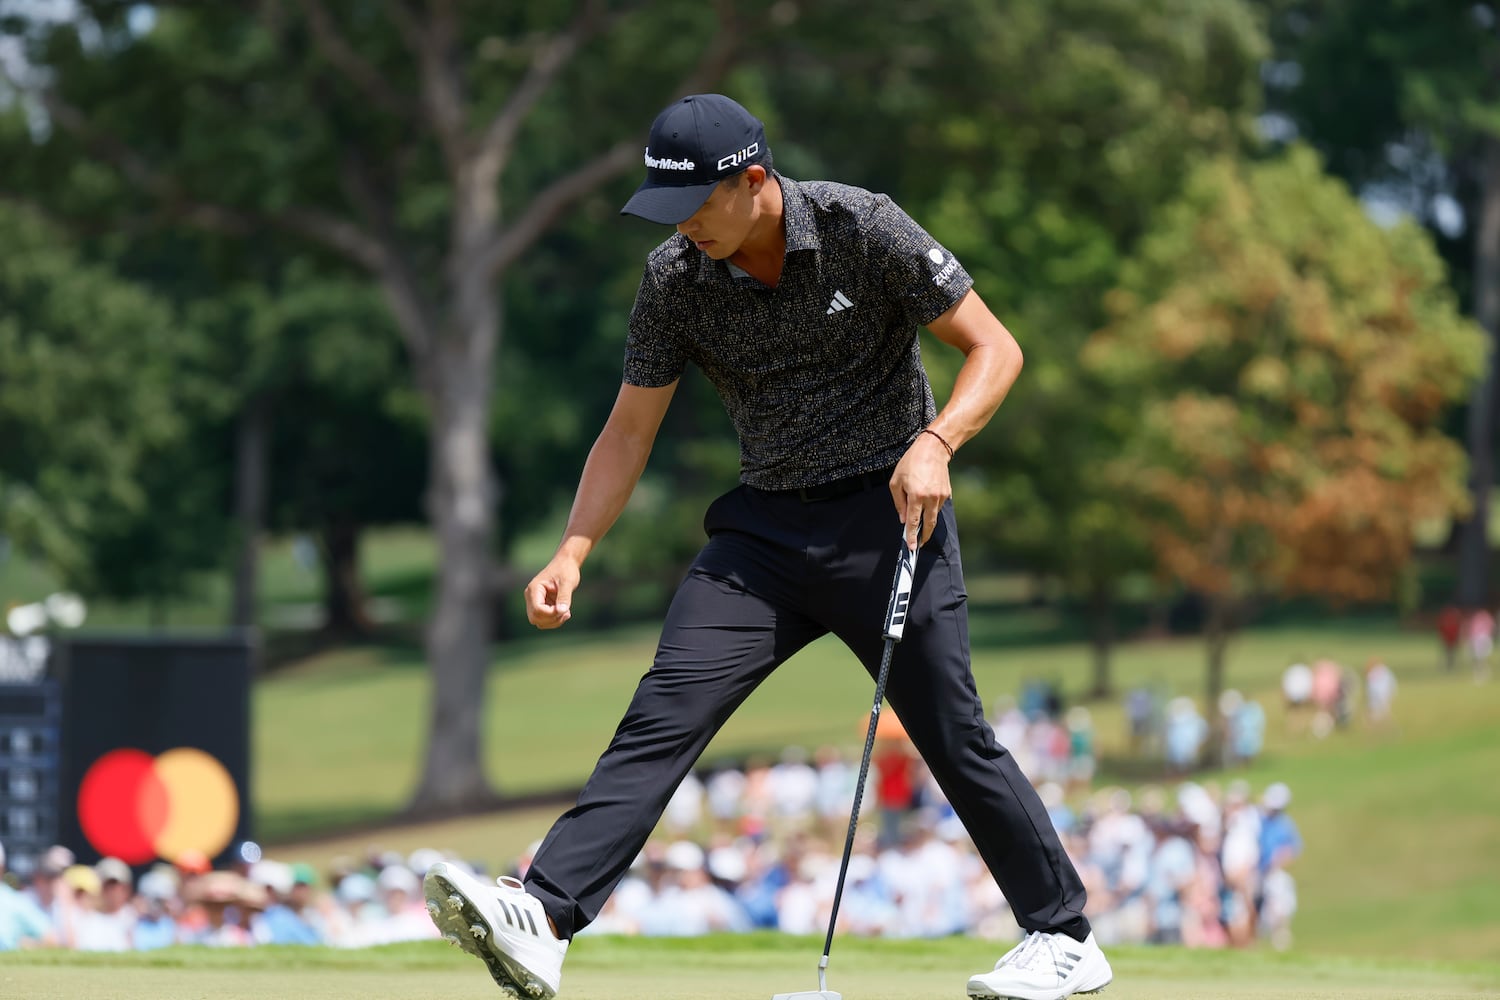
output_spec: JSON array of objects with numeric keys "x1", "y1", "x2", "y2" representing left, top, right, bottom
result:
[{"x1": 770, "y1": 993, "x2": 840, "y2": 1000}]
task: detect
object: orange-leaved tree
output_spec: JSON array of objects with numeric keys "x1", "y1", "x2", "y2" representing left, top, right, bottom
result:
[{"x1": 1085, "y1": 147, "x2": 1484, "y2": 752}]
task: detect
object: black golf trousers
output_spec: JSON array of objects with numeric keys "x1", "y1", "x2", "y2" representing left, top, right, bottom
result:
[{"x1": 523, "y1": 476, "x2": 1091, "y2": 942}]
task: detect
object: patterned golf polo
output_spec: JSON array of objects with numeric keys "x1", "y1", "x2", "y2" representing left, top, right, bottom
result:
[{"x1": 624, "y1": 173, "x2": 974, "y2": 491}]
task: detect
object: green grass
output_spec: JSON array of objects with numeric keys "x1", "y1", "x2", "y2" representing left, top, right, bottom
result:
[
  {"x1": 4, "y1": 936, "x2": 1498, "y2": 999},
  {"x1": 8, "y1": 530, "x2": 1500, "y2": 967},
  {"x1": 254, "y1": 613, "x2": 1500, "y2": 964}
]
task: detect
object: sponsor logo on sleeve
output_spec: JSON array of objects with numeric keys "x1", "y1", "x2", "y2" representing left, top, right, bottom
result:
[{"x1": 929, "y1": 247, "x2": 961, "y2": 285}]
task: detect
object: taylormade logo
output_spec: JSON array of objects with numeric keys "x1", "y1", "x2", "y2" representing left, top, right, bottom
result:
[{"x1": 645, "y1": 148, "x2": 695, "y2": 171}]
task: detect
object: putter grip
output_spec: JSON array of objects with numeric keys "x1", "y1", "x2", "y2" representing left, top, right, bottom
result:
[{"x1": 882, "y1": 541, "x2": 916, "y2": 641}]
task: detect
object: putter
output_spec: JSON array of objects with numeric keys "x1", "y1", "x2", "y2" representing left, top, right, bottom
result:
[{"x1": 772, "y1": 532, "x2": 917, "y2": 1000}]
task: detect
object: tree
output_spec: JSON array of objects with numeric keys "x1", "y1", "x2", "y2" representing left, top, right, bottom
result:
[
  {"x1": 0, "y1": 1, "x2": 742, "y2": 812},
  {"x1": 1260, "y1": 0, "x2": 1500, "y2": 606},
  {"x1": 0, "y1": 200, "x2": 222, "y2": 606},
  {"x1": 1087, "y1": 148, "x2": 1483, "y2": 740},
  {"x1": 760, "y1": 0, "x2": 1270, "y2": 696}
]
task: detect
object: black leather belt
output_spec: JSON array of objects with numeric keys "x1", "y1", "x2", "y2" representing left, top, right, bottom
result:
[{"x1": 766, "y1": 466, "x2": 895, "y2": 503}]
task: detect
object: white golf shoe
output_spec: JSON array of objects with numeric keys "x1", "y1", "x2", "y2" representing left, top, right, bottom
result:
[
  {"x1": 966, "y1": 930, "x2": 1112, "y2": 1000},
  {"x1": 424, "y1": 861, "x2": 568, "y2": 998}
]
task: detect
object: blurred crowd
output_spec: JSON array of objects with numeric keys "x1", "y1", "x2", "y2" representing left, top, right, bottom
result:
[
  {"x1": 1279, "y1": 656, "x2": 1399, "y2": 740},
  {"x1": 0, "y1": 839, "x2": 444, "y2": 951},
  {"x1": 0, "y1": 696, "x2": 1305, "y2": 955},
  {"x1": 1435, "y1": 605, "x2": 1495, "y2": 684}
]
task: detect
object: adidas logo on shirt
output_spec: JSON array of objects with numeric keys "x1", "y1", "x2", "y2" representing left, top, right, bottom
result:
[{"x1": 826, "y1": 290, "x2": 855, "y2": 315}]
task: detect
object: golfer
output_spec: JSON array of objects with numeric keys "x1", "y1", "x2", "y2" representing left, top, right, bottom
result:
[{"x1": 425, "y1": 94, "x2": 1113, "y2": 1000}]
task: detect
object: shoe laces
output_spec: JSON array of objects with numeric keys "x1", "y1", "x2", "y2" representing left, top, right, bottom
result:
[{"x1": 1000, "y1": 931, "x2": 1065, "y2": 977}]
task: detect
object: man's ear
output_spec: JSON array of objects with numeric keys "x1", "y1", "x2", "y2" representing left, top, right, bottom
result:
[{"x1": 744, "y1": 164, "x2": 769, "y2": 192}]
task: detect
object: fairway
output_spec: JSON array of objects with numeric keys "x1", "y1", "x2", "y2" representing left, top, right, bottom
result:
[{"x1": 7, "y1": 937, "x2": 1499, "y2": 1000}]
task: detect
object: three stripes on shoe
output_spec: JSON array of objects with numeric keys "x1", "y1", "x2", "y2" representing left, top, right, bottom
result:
[{"x1": 496, "y1": 897, "x2": 541, "y2": 936}]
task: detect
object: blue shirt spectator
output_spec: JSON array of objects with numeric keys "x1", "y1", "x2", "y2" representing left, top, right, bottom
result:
[
  {"x1": 1257, "y1": 784, "x2": 1303, "y2": 874},
  {"x1": 0, "y1": 882, "x2": 52, "y2": 950}
]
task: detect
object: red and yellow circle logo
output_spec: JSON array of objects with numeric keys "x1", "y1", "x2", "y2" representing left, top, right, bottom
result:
[{"x1": 77, "y1": 748, "x2": 240, "y2": 866}]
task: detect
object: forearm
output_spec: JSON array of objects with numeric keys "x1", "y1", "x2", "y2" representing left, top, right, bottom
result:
[
  {"x1": 923, "y1": 289, "x2": 1025, "y2": 453},
  {"x1": 928, "y1": 334, "x2": 1023, "y2": 451},
  {"x1": 553, "y1": 424, "x2": 656, "y2": 567}
]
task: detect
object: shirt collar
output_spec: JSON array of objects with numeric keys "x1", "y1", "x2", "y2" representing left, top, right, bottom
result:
[{"x1": 694, "y1": 172, "x2": 819, "y2": 284}]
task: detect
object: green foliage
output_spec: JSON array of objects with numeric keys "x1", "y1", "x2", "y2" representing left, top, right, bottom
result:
[
  {"x1": 758, "y1": 0, "x2": 1270, "y2": 600},
  {"x1": 0, "y1": 200, "x2": 224, "y2": 599},
  {"x1": 1088, "y1": 147, "x2": 1484, "y2": 602},
  {"x1": 1265, "y1": 0, "x2": 1500, "y2": 173}
]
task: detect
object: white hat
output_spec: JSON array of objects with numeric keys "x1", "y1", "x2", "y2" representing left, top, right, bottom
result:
[
  {"x1": 377, "y1": 864, "x2": 420, "y2": 895},
  {"x1": 1262, "y1": 782, "x2": 1292, "y2": 811},
  {"x1": 706, "y1": 846, "x2": 747, "y2": 883},
  {"x1": 337, "y1": 872, "x2": 376, "y2": 905},
  {"x1": 663, "y1": 840, "x2": 705, "y2": 872},
  {"x1": 138, "y1": 869, "x2": 179, "y2": 901},
  {"x1": 249, "y1": 860, "x2": 294, "y2": 896},
  {"x1": 95, "y1": 857, "x2": 133, "y2": 887},
  {"x1": 407, "y1": 848, "x2": 445, "y2": 875}
]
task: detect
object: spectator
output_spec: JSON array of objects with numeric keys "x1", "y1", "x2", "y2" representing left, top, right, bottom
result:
[
  {"x1": 1066, "y1": 707, "x2": 1096, "y2": 794},
  {"x1": 1469, "y1": 608, "x2": 1496, "y2": 683},
  {"x1": 251, "y1": 860, "x2": 324, "y2": 945},
  {"x1": 0, "y1": 839, "x2": 53, "y2": 950},
  {"x1": 1163, "y1": 697, "x2": 1207, "y2": 774},
  {"x1": 20, "y1": 844, "x2": 71, "y2": 933},
  {"x1": 1256, "y1": 783, "x2": 1302, "y2": 951},
  {"x1": 1363, "y1": 658, "x2": 1397, "y2": 728},
  {"x1": 1257, "y1": 783, "x2": 1302, "y2": 876},
  {"x1": 813, "y1": 745, "x2": 855, "y2": 829},
  {"x1": 664, "y1": 770, "x2": 706, "y2": 838},
  {"x1": 1309, "y1": 658, "x2": 1342, "y2": 738},
  {"x1": 172, "y1": 850, "x2": 213, "y2": 941},
  {"x1": 1221, "y1": 690, "x2": 1266, "y2": 767},
  {"x1": 768, "y1": 746, "x2": 820, "y2": 829},
  {"x1": 325, "y1": 872, "x2": 382, "y2": 948},
  {"x1": 369, "y1": 864, "x2": 439, "y2": 944},
  {"x1": 72, "y1": 858, "x2": 135, "y2": 952},
  {"x1": 1143, "y1": 818, "x2": 1195, "y2": 945},
  {"x1": 1281, "y1": 662, "x2": 1314, "y2": 733},
  {"x1": 1218, "y1": 784, "x2": 1261, "y2": 948},
  {"x1": 1437, "y1": 605, "x2": 1462, "y2": 673},
  {"x1": 132, "y1": 868, "x2": 180, "y2": 950},
  {"x1": 872, "y1": 720, "x2": 918, "y2": 849},
  {"x1": 638, "y1": 840, "x2": 748, "y2": 936},
  {"x1": 182, "y1": 871, "x2": 265, "y2": 947}
]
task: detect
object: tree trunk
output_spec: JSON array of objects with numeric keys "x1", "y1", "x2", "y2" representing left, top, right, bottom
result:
[
  {"x1": 1202, "y1": 595, "x2": 1232, "y2": 768},
  {"x1": 229, "y1": 395, "x2": 269, "y2": 632},
  {"x1": 406, "y1": 281, "x2": 503, "y2": 814},
  {"x1": 318, "y1": 515, "x2": 374, "y2": 637},
  {"x1": 1455, "y1": 138, "x2": 1500, "y2": 607},
  {"x1": 1086, "y1": 582, "x2": 1115, "y2": 699}
]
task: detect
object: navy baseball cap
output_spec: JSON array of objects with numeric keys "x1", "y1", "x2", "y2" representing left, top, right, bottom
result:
[{"x1": 620, "y1": 94, "x2": 769, "y2": 224}]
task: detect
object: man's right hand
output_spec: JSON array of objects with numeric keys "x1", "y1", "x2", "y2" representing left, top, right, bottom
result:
[{"x1": 524, "y1": 557, "x2": 582, "y2": 629}]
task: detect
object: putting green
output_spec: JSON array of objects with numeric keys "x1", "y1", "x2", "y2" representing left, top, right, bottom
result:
[{"x1": 6, "y1": 937, "x2": 1498, "y2": 1000}]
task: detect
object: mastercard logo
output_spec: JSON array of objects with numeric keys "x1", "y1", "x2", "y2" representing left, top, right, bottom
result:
[{"x1": 77, "y1": 748, "x2": 240, "y2": 866}]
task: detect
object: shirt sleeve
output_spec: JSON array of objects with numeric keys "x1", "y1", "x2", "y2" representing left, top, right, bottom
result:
[
  {"x1": 866, "y1": 195, "x2": 974, "y2": 327},
  {"x1": 623, "y1": 265, "x2": 688, "y2": 388}
]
